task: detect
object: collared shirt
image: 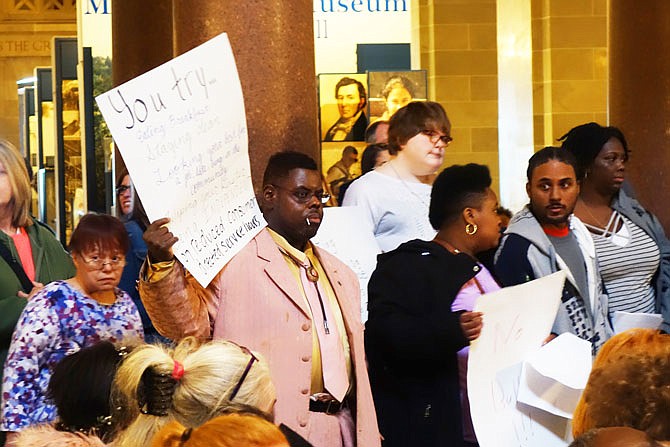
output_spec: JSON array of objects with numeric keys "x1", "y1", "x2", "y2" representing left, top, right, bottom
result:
[{"x1": 268, "y1": 229, "x2": 352, "y2": 396}]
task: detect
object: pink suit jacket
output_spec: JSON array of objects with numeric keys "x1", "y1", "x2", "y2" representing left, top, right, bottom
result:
[{"x1": 139, "y1": 228, "x2": 380, "y2": 446}]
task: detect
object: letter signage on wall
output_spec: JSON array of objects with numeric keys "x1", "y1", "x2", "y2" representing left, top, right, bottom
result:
[{"x1": 313, "y1": 0, "x2": 412, "y2": 73}]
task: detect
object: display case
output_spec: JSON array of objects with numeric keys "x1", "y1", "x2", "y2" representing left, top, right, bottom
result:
[
  {"x1": 34, "y1": 67, "x2": 57, "y2": 233},
  {"x1": 17, "y1": 83, "x2": 37, "y2": 215},
  {"x1": 53, "y1": 37, "x2": 84, "y2": 243}
]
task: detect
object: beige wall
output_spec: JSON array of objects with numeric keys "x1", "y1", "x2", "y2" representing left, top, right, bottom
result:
[
  {"x1": 532, "y1": 0, "x2": 608, "y2": 149},
  {"x1": 419, "y1": 0, "x2": 500, "y2": 194},
  {"x1": 0, "y1": 0, "x2": 75, "y2": 148},
  {"x1": 416, "y1": 0, "x2": 608, "y2": 198}
]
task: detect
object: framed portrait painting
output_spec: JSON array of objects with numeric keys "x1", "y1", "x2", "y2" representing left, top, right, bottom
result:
[
  {"x1": 367, "y1": 70, "x2": 428, "y2": 124},
  {"x1": 318, "y1": 73, "x2": 369, "y2": 142}
]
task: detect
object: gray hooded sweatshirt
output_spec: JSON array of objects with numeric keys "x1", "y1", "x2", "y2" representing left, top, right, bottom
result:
[{"x1": 495, "y1": 206, "x2": 612, "y2": 354}]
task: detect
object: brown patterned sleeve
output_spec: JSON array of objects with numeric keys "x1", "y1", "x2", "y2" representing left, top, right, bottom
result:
[{"x1": 138, "y1": 260, "x2": 218, "y2": 341}]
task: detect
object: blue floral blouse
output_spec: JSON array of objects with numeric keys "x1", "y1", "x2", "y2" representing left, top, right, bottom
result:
[{"x1": 0, "y1": 280, "x2": 144, "y2": 431}]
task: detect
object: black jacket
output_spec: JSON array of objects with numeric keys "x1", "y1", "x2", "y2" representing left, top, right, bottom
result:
[
  {"x1": 324, "y1": 112, "x2": 368, "y2": 142},
  {"x1": 365, "y1": 239, "x2": 479, "y2": 447}
]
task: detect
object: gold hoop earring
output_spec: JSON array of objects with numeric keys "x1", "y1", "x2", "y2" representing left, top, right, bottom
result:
[{"x1": 465, "y1": 223, "x2": 478, "y2": 235}]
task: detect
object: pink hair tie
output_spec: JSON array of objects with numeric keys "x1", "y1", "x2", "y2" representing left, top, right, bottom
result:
[{"x1": 172, "y1": 360, "x2": 185, "y2": 380}]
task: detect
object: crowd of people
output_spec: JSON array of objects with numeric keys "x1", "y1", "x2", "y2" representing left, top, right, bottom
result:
[{"x1": 0, "y1": 97, "x2": 668, "y2": 447}]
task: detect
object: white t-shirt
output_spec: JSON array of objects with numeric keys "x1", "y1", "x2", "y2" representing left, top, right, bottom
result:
[{"x1": 342, "y1": 170, "x2": 436, "y2": 252}]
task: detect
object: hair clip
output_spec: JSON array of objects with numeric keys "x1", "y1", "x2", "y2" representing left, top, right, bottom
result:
[{"x1": 138, "y1": 368, "x2": 178, "y2": 416}]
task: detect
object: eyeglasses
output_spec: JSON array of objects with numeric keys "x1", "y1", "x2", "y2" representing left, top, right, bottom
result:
[
  {"x1": 115, "y1": 185, "x2": 131, "y2": 196},
  {"x1": 422, "y1": 130, "x2": 453, "y2": 146},
  {"x1": 229, "y1": 346, "x2": 259, "y2": 401},
  {"x1": 79, "y1": 254, "x2": 126, "y2": 270},
  {"x1": 272, "y1": 185, "x2": 331, "y2": 204}
]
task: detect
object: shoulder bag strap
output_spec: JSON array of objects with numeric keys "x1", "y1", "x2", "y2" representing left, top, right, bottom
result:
[{"x1": 0, "y1": 240, "x2": 33, "y2": 293}]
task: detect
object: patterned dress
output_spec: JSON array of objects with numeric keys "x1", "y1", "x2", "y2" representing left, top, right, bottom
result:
[{"x1": 0, "y1": 281, "x2": 143, "y2": 431}]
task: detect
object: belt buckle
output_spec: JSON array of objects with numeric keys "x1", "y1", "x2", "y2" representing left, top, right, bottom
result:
[
  {"x1": 325, "y1": 398, "x2": 340, "y2": 415},
  {"x1": 310, "y1": 393, "x2": 341, "y2": 415}
]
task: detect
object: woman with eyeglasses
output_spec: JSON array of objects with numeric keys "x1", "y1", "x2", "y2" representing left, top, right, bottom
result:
[
  {"x1": 560, "y1": 123, "x2": 670, "y2": 332},
  {"x1": 0, "y1": 213, "x2": 143, "y2": 441},
  {"x1": 343, "y1": 101, "x2": 452, "y2": 252},
  {"x1": 0, "y1": 140, "x2": 75, "y2": 445},
  {"x1": 111, "y1": 337, "x2": 276, "y2": 447},
  {"x1": 119, "y1": 184, "x2": 169, "y2": 344},
  {"x1": 116, "y1": 168, "x2": 133, "y2": 221}
]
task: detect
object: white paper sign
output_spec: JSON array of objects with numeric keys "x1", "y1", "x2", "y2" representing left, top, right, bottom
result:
[
  {"x1": 468, "y1": 271, "x2": 569, "y2": 447},
  {"x1": 517, "y1": 333, "x2": 592, "y2": 419},
  {"x1": 312, "y1": 207, "x2": 381, "y2": 321},
  {"x1": 612, "y1": 311, "x2": 663, "y2": 334},
  {"x1": 96, "y1": 33, "x2": 266, "y2": 287}
]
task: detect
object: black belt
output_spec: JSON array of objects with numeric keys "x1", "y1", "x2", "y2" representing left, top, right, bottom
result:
[{"x1": 309, "y1": 394, "x2": 345, "y2": 414}]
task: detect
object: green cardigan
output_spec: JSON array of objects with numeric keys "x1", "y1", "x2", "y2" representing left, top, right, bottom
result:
[{"x1": 0, "y1": 219, "x2": 75, "y2": 376}]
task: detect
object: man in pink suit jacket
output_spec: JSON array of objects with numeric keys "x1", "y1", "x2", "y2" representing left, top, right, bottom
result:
[{"x1": 138, "y1": 152, "x2": 380, "y2": 447}]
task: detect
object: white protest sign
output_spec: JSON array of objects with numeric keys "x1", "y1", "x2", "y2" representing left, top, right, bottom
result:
[
  {"x1": 612, "y1": 311, "x2": 663, "y2": 334},
  {"x1": 517, "y1": 333, "x2": 592, "y2": 419},
  {"x1": 312, "y1": 207, "x2": 381, "y2": 321},
  {"x1": 96, "y1": 33, "x2": 266, "y2": 287},
  {"x1": 468, "y1": 271, "x2": 569, "y2": 447}
]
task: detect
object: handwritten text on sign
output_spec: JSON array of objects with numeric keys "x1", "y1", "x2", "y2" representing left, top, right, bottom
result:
[
  {"x1": 312, "y1": 207, "x2": 381, "y2": 322},
  {"x1": 96, "y1": 33, "x2": 266, "y2": 287},
  {"x1": 468, "y1": 272, "x2": 569, "y2": 447}
]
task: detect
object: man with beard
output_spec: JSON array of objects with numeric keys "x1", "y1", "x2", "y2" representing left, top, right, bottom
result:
[
  {"x1": 138, "y1": 151, "x2": 380, "y2": 447},
  {"x1": 324, "y1": 77, "x2": 368, "y2": 142},
  {"x1": 495, "y1": 146, "x2": 612, "y2": 354}
]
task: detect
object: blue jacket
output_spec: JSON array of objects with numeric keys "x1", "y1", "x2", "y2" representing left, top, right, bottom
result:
[{"x1": 119, "y1": 220, "x2": 169, "y2": 344}]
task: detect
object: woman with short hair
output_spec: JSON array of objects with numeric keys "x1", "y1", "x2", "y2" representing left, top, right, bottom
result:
[
  {"x1": 0, "y1": 213, "x2": 143, "y2": 441},
  {"x1": 366, "y1": 163, "x2": 502, "y2": 446},
  {"x1": 560, "y1": 123, "x2": 670, "y2": 331},
  {"x1": 572, "y1": 329, "x2": 670, "y2": 442},
  {"x1": 151, "y1": 414, "x2": 290, "y2": 447},
  {"x1": 343, "y1": 101, "x2": 452, "y2": 252}
]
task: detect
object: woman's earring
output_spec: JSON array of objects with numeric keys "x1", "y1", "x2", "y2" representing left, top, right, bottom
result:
[{"x1": 465, "y1": 223, "x2": 478, "y2": 235}]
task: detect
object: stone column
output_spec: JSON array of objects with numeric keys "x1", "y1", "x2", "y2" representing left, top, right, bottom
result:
[
  {"x1": 610, "y1": 0, "x2": 670, "y2": 231},
  {"x1": 172, "y1": 0, "x2": 319, "y2": 189},
  {"x1": 111, "y1": 0, "x2": 174, "y2": 85},
  {"x1": 111, "y1": 0, "x2": 174, "y2": 170}
]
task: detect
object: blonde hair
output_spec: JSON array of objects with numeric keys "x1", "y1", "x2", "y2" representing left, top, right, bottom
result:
[
  {"x1": 151, "y1": 414, "x2": 289, "y2": 447},
  {"x1": 0, "y1": 139, "x2": 33, "y2": 228},
  {"x1": 111, "y1": 337, "x2": 275, "y2": 447},
  {"x1": 572, "y1": 329, "x2": 670, "y2": 438}
]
